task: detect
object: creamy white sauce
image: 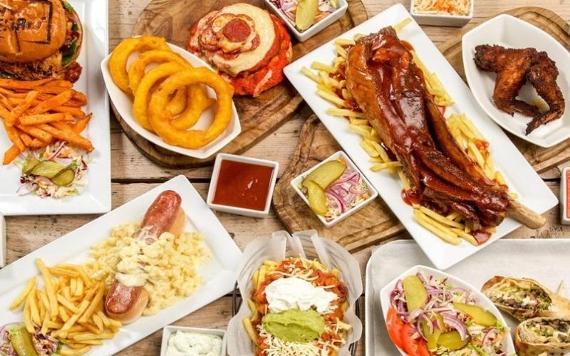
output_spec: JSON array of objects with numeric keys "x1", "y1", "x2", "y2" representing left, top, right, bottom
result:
[
  {"x1": 166, "y1": 331, "x2": 222, "y2": 356},
  {"x1": 265, "y1": 277, "x2": 337, "y2": 314}
]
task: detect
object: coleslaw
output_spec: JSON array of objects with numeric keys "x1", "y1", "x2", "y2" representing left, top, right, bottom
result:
[{"x1": 17, "y1": 142, "x2": 88, "y2": 199}]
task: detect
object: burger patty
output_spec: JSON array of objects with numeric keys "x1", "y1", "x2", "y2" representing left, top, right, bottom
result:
[{"x1": 0, "y1": 1, "x2": 83, "y2": 82}]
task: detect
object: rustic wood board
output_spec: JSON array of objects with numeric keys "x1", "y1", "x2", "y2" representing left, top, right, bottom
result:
[
  {"x1": 111, "y1": 0, "x2": 367, "y2": 168},
  {"x1": 273, "y1": 7, "x2": 570, "y2": 253}
]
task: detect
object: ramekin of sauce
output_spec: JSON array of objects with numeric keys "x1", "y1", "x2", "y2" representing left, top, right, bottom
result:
[{"x1": 207, "y1": 153, "x2": 279, "y2": 217}]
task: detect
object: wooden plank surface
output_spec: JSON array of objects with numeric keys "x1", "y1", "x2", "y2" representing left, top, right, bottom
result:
[{"x1": 4, "y1": 0, "x2": 570, "y2": 355}]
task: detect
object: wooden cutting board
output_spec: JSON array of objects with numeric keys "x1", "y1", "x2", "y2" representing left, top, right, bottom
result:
[
  {"x1": 273, "y1": 7, "x2": 570, "y2": 253},
  {"x1": 111, "y1": 0, "x2": 367, "y2": 168}
]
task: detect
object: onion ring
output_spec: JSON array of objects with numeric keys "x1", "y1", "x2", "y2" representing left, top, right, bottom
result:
[
  {"x1": 128, "y1": 49, "x2": 213, "y2": 120},
  {"x1": 127, "y1": 50, "x2": 189, "y2": 92},
  {"x1": 133, "y1": 63, "x2": 214, "y2": 132},
  {"x1": 166, "y1": 87, "x2": 188, "y2": 116},
  {"x1": 108, "y1": 36, "x2": 169, "y2": 94},
  {"x1": 149, "y1": 68, "x2": 234, "y2": 149}
]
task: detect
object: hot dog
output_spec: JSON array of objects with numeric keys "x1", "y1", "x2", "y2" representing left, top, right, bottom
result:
[{"x1": 104, "y1": 190, "x2": 185, "y2": 323}]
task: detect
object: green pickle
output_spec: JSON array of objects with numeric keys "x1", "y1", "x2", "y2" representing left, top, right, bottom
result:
[
  {"x1": 8, "y1": 325, "x2": 38, "y2": 356},
  {"x1": 22, "y1": 156, "x2": 40, "y2": 175},
  {"x1": 302, "y1": 160, "x2": 346, "y2": 190},
  {"x1": 51, "y1": 169, "x2": 76, "y2": 186},
  {"x1": 453, "y1": 302, "x2": 497, "y2": 326},
  {"x1": 30, "y1": 161, "x2": 66, "y2": 179},
  {"x1": 403, "y1": 275, "x2": 428, "y2": 312},
  {"x1": 305, "y1": 180, "x2": 328, "y2": 215},
  {"x1": 437, "y1": 331, "x2": 469, "y2": 350},
  {"x1": 420, "y1": 315, "x2": 443, "y2": 351},
  {"x1": 295, "y1": 0, "x2": 318, "y2": 31}
]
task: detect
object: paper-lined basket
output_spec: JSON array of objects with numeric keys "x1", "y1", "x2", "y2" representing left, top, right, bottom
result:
[{"x1": 227, "y1": 230, "x2": 363, "y2": 355}]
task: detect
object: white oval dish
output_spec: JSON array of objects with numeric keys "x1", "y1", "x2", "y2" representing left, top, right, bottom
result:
[
  {"x1": 101, "y1": 42, "x2": 241, "y2": 159},
  {"x1": 462, "y1": 14, "x2": 570, "y2": 148},
  {"x1": 379, "y1": 265, "x2": 516, "y2": 355}
]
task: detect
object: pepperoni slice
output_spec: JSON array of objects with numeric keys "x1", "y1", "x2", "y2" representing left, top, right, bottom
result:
[{"x1": 223, "y1": 18, "x2": 251, "y2": 42}]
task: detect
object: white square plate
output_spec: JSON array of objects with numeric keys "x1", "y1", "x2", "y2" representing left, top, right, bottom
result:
[
  {"x1": 0, "y1": 175, "x2": 242, "y2": 355},
  {"x1": 284, "y1": 3, "x2": 558, "y2": 269},
  {"x1": 366, "y1": 239, "x2": 570, "y2": 355},
  {"x1": 101, "y1": 43, "x2": 241, "y2": 159},
  {"x1": 462, "y1": 14, "x2": 570, "y2": 147},
  {"x1": 0, "y1": 0, "x2": 111, "y2": 216}
]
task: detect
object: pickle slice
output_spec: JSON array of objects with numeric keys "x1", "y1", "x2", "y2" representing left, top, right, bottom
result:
[
  {"x1": 51, "y1": 168, "x2": 76, "y2": 186},
  {"x1": 30, "y1": 161, "x2": 66, "y2": 179},
  {"x1": 305, "y1": 180, "x2": 328, "y2": 215},
  {"x1": 437, "y1": 331, "x2": 469, "y2": 350},
  {"x1": 302, "y1": 160, "x2": 346, "y2": 190},
  {"x1": 453, "y1": 302, "x2": 497, "y2": 326},
  {"x1": 22, "y1": 155, "x2": 40, "y2": 175},
  {"x1": 402, "y1": 275, "x2": 428, "y2": 312},
  {"x1": 295, "y1": 0, "x2": 318, "y2": 31},
  {"x1": 8, "y1": 325, "x2": 37, "y2": 356}
]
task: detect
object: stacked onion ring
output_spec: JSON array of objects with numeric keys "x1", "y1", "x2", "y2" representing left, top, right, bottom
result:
[{"x1": 108, "y1": 36, "x2": 234, "y2": 149}]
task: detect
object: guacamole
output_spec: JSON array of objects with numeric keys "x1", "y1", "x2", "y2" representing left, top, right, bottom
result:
[{"x1": 262, "y1": 309, "x2": 325, "y2": 343}]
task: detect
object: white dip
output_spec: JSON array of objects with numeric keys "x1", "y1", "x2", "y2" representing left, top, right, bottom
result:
[
  {"x1": 265, "y1": 276, "x2": 338, "y2": 314},
  {"x1": 166, "y1": 331, "x2": 222, "y2": 356}
]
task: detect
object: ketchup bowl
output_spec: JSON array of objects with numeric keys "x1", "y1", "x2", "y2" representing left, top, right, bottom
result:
[{"x1": 207, "y1": 153, "x2": 279, "y2": 218}]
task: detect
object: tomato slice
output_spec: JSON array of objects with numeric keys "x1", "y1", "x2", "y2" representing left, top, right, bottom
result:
[
  {"x1": 386, "y1": 307, "x2": 430, "y2": 356},
  {"x1": 400, "y1": 323, "x2": 430, "y2": 356},
  {"x1": 386, "y1": 307, "x2": 405, "y2": 350}
]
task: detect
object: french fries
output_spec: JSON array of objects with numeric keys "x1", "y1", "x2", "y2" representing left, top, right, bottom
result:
[
  {"x1": 301, "y1": 22, "x2": 505, "y2": 247},
  {"x1": 0, "y1": 78, "x2": 93, "y2": 165},
  {"x1": 11, "y1": 259, "x2": 121, "y2": 355}
]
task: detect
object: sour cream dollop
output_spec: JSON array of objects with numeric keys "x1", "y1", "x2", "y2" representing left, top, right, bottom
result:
[{"x1": 265, "y1": 277, "x2": 337, "y2": 314}]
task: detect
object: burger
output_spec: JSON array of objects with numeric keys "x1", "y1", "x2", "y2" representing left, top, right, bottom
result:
[
  {"x1": 0, "y1": 323, "x2": 58, "y2": 356},
  {"x1": 188, "y1": 3, "x2": 292, "y2": 97},
  {"x1": 0, "y1": 0, "x2": 83, "y2": 82}
]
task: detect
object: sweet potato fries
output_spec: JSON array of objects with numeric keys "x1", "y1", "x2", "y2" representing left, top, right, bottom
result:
[{"x1": 0, "y1": 78, "x2": 93, "y2": 165}]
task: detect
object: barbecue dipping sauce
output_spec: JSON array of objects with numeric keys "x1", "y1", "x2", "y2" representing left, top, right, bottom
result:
[{"x1": 212, "y1": 160, "x2": 274, "y2": 211}]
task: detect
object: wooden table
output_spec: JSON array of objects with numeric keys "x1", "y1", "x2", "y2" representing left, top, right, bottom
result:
[{"x1": 5, "y1": 0, "x2": 570, "y2": 354}]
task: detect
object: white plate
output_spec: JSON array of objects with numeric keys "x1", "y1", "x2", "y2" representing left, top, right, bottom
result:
[
  {"x1": 101, "y1": 43, "x2": 241, "y2": 159},
  {"x1": 0, "y1": 0, "x2": 111, "y2": 216},
  {"x1": 462, "y1": 14, "x2": 570, "y2": 147},
  {"x1": 378, "y1": 264, "x2": 515, "y2": 355},
  {"x1": 283, "y1": 3, "x2": 558, "y2": 270},
  {"x1": 0, "y1": 175, "x2": 242, "y2": 355},
  {"x1": 366, "y1": 239, "x2": 570, "y2": 355}
]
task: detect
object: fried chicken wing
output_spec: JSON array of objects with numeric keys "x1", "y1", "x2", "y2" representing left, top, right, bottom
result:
[
  {"x1": 474, "y1": 45, "x2": 539, "y2": 117},
  {"x1": 526, "y1": 51, "x2": 565, "y2": 134},
  {"x1": 474, "y1": 45, "x2": 565, "y2": 135}
]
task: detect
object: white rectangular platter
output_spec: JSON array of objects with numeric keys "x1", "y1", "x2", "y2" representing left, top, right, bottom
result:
[
  {"x1": 0, "y1": 175, "x2": 243, "y2": 354},
  {"x1": 365, "y1": 239, "x2": 570, "y2": 355},
  {"x1": 0, "y1": 0, "x2": 111, "y2": 216},
  {"x1": 284, "y1": 3, "x2": 558, "y2": 269}
]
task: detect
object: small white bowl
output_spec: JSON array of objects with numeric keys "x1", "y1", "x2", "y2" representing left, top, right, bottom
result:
[
  {"x1": 410, "y1": 0, "x2": 473, "y2": 27},
  {"x1": 160, "y1": 326, "x2": 226, "y2": 356},
  {"x1": 291, "y1": 151, "x2": 378, "y2": 228},
  {"x1": 207, "y1": 153, "x2": 279, "y2": 218},
  {"x1": 379, "y1": 265, "x2": 516, "y2": 356},
  {"x1": 264, "y1": 0, "x2": 348, "y2": 42}
]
